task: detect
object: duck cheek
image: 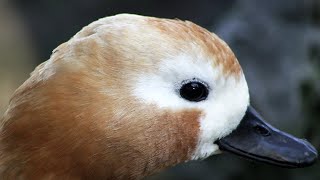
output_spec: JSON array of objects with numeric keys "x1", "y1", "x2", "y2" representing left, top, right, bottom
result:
[
  {"x1": 203, "y1": 110, "x2": 243, "y2": 141},
  {"x1": 190, "y1": 115, "x2": 223, "y2": 160},
  {"x1": 155, "y1": 109, "x2": 202, "y2": 163}
]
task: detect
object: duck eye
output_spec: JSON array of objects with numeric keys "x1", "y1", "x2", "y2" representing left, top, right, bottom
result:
[{"x1": 180, "y1": 81, "x2": 209, "y2": 102}]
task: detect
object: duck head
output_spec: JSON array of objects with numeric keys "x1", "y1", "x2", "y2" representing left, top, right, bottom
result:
[{"x1": 0, "y1": 14, "x2": 317, "y2": 179}]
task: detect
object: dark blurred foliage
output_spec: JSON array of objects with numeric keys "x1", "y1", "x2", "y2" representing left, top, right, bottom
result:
[
  {"x1": 302, "y1": 41, "x2": 320, "y2": 149},
  {"x1": 2, "y1": 0, "x2": 320, "y2": 179}
]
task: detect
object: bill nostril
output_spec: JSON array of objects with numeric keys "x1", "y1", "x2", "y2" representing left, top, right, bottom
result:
[{"x1": 254, "y1": 124, "x2": 271, "y2": 136}]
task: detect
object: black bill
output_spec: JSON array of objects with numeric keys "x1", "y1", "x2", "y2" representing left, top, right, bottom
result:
[{"x1": 216, "y1": 106, "x2": 318, "y2": 168}]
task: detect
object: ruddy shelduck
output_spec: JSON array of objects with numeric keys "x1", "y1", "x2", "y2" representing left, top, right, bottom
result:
[{"x1": 0, "y1": 14, "x2": 318, "y2": 179}]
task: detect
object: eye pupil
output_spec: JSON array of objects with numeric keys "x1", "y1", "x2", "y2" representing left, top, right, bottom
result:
[{"x1": 180, "y1": 81, "x2": 208, "y2": 102}]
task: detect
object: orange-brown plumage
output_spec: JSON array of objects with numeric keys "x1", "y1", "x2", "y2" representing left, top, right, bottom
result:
[
  {"x1": 1, "y1": 61, "x2": 202, "y2": 179},
  {"x1": 147, "y1": 18, "x2": 241, "y2": 77},
  {"x1": 0, "y1": 14, "x2": 245, "y2": 179}
]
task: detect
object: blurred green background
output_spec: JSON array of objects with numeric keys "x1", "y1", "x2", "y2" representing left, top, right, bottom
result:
[{"x1": 0, "y1": 0, "x2": 319, "y2": 179}]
